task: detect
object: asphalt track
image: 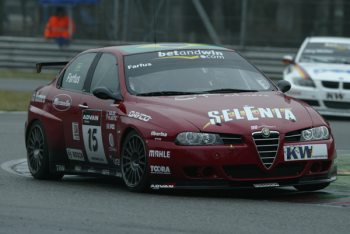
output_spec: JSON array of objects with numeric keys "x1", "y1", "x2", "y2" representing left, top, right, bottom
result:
[{"x1": 1, "y1": 112, "x2": 350, "y2": 234}]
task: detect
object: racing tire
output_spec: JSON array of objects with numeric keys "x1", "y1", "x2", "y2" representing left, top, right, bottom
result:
[
  {"x1": 26, "y1": 121, "x2": 63, "y2": 180},
  {"x1": 121, "y1": 130, "x2": 149, "y2": 192},
  {"x1": 294, "y1": 182, "x2": 330, "y2": 192}
]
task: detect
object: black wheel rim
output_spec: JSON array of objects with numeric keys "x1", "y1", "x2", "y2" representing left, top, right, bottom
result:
[
  {"x1": 27, "y1": 125, "x2": 45, "y2": 174},
  {"x1": 122, "y1": 135, "x2": 147, "y2": 187}
]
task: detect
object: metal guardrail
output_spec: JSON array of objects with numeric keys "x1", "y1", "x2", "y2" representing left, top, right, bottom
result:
[{"x1": 0, "y1": 36, "x2": 297, "y2": 80}]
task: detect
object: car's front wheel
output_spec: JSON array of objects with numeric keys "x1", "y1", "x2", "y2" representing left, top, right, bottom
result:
[
  {"x1": 294, "y1": 182, "x2": 330, "y2": 192},
  {"x1": 121, "y1": 130, "x2": 148, "y2": 192},
  {"x1": 26, "y1": 121, "x2": 63, "y2": 180}
]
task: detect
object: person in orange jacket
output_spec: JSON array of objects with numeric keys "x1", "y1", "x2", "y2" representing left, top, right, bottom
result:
[{"x1": 44, "y1": 7, "x2": 75, "y2": 48}]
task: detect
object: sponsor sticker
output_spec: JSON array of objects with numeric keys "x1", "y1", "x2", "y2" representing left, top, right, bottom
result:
[
  {"x1": 207, "y1": 106, "x2": 296, "y2": 126},
  {"x1": 56, "y1": 165, "x2": 65, "y2": 172},
  {"x1": 66, "y1": 73, "x2": 81, "y2": 84},
  {"x1": 106, "y1": 111, "x2": 118, "y2": 121},
  {"x1": 253, "y1": 183, "x2": 279, "y2": 188},
  {"x1": 127, "y1": 63, "x2": 152, "y2": 70},
  {"x1": 52, "y1": 94, "x2": 72, "y2": 111},
  {"x1": 151, "y1": 131, "x2": 167, "y2": 137},
  {"x1": 284, "y1": 144, "x2": 328, "y2": 161},
  {"x1": 150, "y1": 184, "x2": 175, "y2": 190},
  {"x1": 66, "y1": 148, "x2": 85, "y2": 161},
  {"x1": 106, "y1": 123, "x2": 115, "y2": 130},
  {"x1": 32, "y1": 92, "x2": 46, "y2": 103},
  {"x1": 101, "y1": 169, "x2": 110, "y2": 175},
  {"x1": 157, "y1": 50, "x2": 224, "y2": 60},
  {"x1": 82, "y1": 110, "x2": 108, "y2": 164},
  {"x1": 128, "y1": 111, "x2": 152, "y2": 122},
  {"x1": 149, "y1": 150, "x2": 171, "y2": 159},
  {"x1": 150, "y1": 165, "x2": 171, "y2": 175},
  {"x1": 72, "y1": 122, "x2": 80, "y2": 140}
]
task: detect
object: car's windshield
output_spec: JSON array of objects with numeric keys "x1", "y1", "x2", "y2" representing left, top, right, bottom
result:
[
  {"x1": 299, "y1": 42, "x2": 350, "y2": 64},
  {"x1": 124, "y1": 49, "x2": 274, "y2": 96}
]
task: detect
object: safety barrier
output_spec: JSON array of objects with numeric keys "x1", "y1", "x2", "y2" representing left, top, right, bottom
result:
[{"x1": 0, "y1": 36, "x2": 297, "y2": 80}]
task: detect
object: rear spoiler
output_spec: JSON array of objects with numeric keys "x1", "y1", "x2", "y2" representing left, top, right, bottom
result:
[{"x1": 36, "y1": 61, "x2": 69, "y2": 73}]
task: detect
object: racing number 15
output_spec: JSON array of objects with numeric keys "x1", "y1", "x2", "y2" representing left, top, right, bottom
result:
[{"x1": 88, "y1": 128, "x2": 98, "y2": 152}]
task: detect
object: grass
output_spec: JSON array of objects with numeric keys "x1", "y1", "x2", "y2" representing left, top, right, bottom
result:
[
  {"x1": 0, "y1": 90, "x2": 32, "y2": 111},
  {"x1": 0, "y1": 69, "x2": 56, "y2": 80}
]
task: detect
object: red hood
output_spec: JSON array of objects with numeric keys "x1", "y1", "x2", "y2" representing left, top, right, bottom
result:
[{"x1": 125, "y1": 92, "x2": 318, "y2": 135}]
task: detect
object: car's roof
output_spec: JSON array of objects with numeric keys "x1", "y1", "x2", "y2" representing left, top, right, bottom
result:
[
  {"x1": 101, "y1": 43, "x2": 231, "y2": 55},
  {"x1": 307, "y1": 36, "x2": 350, "y2": 44}
]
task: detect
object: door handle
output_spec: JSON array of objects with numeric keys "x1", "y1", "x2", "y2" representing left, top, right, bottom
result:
[{"x1": 78, "y1": 104, "x2": 89, "y2": 109}]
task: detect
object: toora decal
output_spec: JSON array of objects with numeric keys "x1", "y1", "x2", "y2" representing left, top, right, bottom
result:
[{"x1": 150, "y1": 165, "x2": 171, "y2": 175}]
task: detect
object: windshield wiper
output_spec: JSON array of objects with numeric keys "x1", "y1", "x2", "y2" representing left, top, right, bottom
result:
[
  {"x1": 137, "y1": 91, "x2": 202, "y2": 96},
  {"x1": 203, "y1": 88, "x2": 259, "y2": 94}
]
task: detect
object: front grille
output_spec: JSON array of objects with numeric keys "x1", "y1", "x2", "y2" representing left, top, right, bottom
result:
[
  {"x1": 324, "y1": 101, "x2": 350, "y2": 109},
  {"x1": 299, "y1": 99, "x2": 320, "y2": 107},
  {"x1": 285, "y1": 129, "x2": 302, "y2": 142},
  {"x1": 223, "y1": 163, "x2": 305, "y2": 179},
  {"x1": 344, "y1": 83, "x2": 350, "y2": 90},
  {"x1": 252, "y1": 131, "x2": 279, "y2": 169},
  {"x1": 219, "y1": 133, "x2": 243, "y2": 144},
  {"x1": 322, "y1": 81, "x2": 339, "y2": 89}
]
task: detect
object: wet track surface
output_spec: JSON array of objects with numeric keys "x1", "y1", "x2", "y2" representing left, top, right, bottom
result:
[{"x1": 1, "y1": 112, "x2": 350, "y2": 234}]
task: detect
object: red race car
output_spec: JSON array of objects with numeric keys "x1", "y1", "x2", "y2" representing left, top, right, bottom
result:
[{"x1": 25, "y1": 43, "x2": 337, "y2": 192}]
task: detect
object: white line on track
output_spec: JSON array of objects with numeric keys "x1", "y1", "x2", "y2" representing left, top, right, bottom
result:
[{"x1": 1, "y1": 158, "x2": 31, "y2": 177}]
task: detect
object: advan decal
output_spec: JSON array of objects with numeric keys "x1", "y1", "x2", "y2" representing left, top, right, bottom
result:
[{"x1": 82, "y1": 110, "x2": 107, "y2": 164}]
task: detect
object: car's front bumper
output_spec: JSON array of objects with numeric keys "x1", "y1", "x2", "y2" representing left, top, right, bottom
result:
[
  {"x1": 146, "y1": 138, "x2": 337, "y2": 189},
  {"x1": 285, "y1": 79, "x2": 350, "y2": 117}
]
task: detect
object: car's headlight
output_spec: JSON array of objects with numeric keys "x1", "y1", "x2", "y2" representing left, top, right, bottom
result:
[
  {"x1": 293, "y1": 77, "x2": 316, "y2": 87},
  {"x1": 301, "y1": 126, "x2": 329, "y2": 141},
  {"x1": 175, "y1": 132, "x2": 223, "y2": 145}
]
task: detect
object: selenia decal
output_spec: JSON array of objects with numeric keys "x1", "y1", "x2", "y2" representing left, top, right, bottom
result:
[
  {"x1": 284, "y1": 144, "x2": 328, "y2": 161},
  {"x1": 82, "y1": 110, "x2": 107, "y2": 164},
  {"x1": 205, "y1": 106, "x2": 296, "y2": 127}
]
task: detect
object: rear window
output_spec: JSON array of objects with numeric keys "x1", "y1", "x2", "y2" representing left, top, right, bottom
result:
[{"x1": 124, "y1": 50, "x2": 273, "y2": 96}]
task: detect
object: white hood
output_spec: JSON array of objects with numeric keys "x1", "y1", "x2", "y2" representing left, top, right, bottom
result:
[{"x1": 299, "y1": 63, "x2": 350, "y2": 81}]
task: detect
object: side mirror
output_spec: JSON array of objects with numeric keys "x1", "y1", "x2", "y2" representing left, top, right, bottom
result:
[
  {"x1": 276, "y1": 80, "x2": 291, "y2": 93},
  {"x1": 93, "y1": 87, "x2": 123, "y2": 101},
  {"x1": 282, "y1": 55, "x2": 294, "y2": 65}
]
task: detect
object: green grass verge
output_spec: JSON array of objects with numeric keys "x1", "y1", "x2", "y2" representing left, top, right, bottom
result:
[
  {"x1": 0, "y1": 90, "x2": 32, "y2": 111},
  {"x1": 0, "y1": 69, "x2": 56, "y2": 80}
]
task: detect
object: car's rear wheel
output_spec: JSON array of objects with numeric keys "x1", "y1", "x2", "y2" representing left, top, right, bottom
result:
[
  {"x1": 121, "y1": 130, "x2": 148, "y2": 192},
  {"x1": 26, "y1": 121, "x2": 63, "y2": 180},
  {"x1": 294, "y1": 182, "x2": 330, "y2": 192}
]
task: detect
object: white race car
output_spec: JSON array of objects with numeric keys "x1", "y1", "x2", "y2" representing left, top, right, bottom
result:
[{"x1": 283, "y1": 36, "x2": 350, "y2": 117}]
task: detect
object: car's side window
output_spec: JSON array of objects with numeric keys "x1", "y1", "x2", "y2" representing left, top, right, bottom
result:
[
  {"x1": 90, "y1": 53, "x2": 119, "y2": 94},
  {"x1": 61, "y1": 53, "x2": 96, "y2": 91}
]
